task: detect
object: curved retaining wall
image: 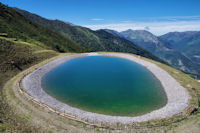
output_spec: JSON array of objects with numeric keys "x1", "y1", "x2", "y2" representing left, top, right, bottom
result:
[{"x1": 22, "y1": 53, "x2": 190, "y2": 124}]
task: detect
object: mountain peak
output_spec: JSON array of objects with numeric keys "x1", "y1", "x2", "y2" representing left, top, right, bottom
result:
[
  {"x1": 120, "y1": 29, "x2": 159, "y2": 44},
  {"x1": 103, "y1": 29, "x2": 122, "y2": 37},
  {"x1": 121, "y1": 29, "x2": 153, "y2": 36},
  {"x1": 126, "y1": 29, "x2": 134, "y2": 32}
]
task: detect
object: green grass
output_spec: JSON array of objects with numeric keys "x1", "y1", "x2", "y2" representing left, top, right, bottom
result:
[
  {"x1": 0, "y1": 3, "x2": 87, "y2": 53},
  {"x1": 138, "y1": 55, "x2": 200, "y2": 132},
  {"x1": 0, "y1": 37, "x2": 58, "y2": 132}
]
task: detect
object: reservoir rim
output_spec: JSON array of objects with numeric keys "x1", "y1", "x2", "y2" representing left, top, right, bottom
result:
[
  {"x1": 22, "y1": 52, "x2": 190, "y2": 124},
  {"x1": 42, "y1": 54, "x2": 168, "y2": 116}
]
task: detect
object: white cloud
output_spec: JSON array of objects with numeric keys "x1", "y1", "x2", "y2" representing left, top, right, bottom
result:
[
  {"x1": 122, "y1": 16, "x2": 200, "y2": 22},
  {"x1": 84, "y1": 20, "x2": 200, "y2": 36},
  {"x1": 90, "y1": 18, "x2": 104, "y2": 21}
]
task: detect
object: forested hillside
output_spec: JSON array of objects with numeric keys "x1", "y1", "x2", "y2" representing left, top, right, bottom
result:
[
  {"x1": 15, "y1": 8, "x2": 166, "y2": 64},
  {"x1": 160, "y1": 31, "x2": 200, "y2": 67},
  {"x1": 0, "y1": 3, "x2": 87, "y2": 53}
]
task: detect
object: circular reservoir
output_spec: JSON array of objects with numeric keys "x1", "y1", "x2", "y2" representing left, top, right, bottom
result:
[{"x1": 42, "y1": 56, "x2": 167, "y2": 116}]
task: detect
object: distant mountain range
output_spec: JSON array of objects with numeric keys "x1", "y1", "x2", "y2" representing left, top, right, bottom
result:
[
  {"x1": 159, "y1": 31, "x2": 200, "y2": 65},
  {"x1": 1, "y1": 3, "x2": 199, "y2": 75},
  {"x1": 105, "y1": 29, "x2": 200, "y2": 75}
]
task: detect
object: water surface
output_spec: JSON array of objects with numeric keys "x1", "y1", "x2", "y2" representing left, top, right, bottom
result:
[{"x1": 42, "y1": 56, "x2": 167, "y2": 116}]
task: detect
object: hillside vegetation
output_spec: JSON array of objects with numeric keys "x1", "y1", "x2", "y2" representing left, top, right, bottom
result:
[
  {"x1": 160, "y1": 31, "x2": 200, "y2": 73},
  {"x1": 15, "y1": 8, "x2": 166, "y2": 64},
  {"x1": 0, "y1": 37, "x2": 58, "y2": 132},
  {"x1": 0, "y1": 3, "x2": 87, "y2": 53}
]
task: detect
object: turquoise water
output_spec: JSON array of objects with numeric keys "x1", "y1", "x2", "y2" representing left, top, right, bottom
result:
[{"x1": 42, "y1": 56, "x2": 167, "y2": 116}]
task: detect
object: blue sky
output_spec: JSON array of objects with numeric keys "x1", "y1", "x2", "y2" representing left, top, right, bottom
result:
[{"x1": 1, "y1": 0, "x2": 200, "y2": 35}]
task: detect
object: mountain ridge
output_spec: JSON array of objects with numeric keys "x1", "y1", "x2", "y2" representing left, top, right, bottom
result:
[
  {"x1": 117, "y1": 29, "x2": 200, "y2": 74},
  {"x1": 159, "y1": 31, "x2": 200, "y2": 73},
  {"x1": 0, "y1": 3, "x2": 87, "y2": 53},
  {"x1": 14, "y1": 7, "x2": 165, "y2": 64}
]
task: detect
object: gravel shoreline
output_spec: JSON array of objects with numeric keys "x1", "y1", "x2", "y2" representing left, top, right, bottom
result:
[{"x1": 22, "y1": 53, "x2": 190, "y2": 124}]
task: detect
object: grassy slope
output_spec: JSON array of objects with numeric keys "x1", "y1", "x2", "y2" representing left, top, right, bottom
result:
[
  {"x1": 0, "y1": 3, "x2": 87, "y2": 53},
  {"x1": 157, "y1": 50, "x2": 200, "y2": 74},
  {"x1": 138, "y1": 55, "x2": 200, "y2": 133},
  {"x1": 0, "y1": 37, "x2": 58, "y2": 132},
  {"x1": 15, "y1": 8, "x2": 167, "y2": 65}
]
